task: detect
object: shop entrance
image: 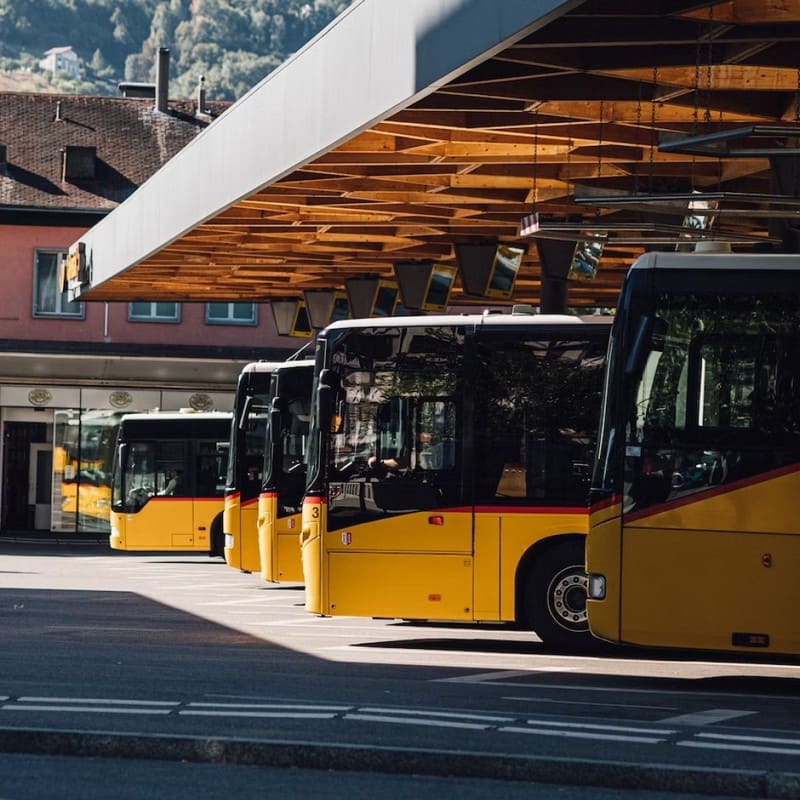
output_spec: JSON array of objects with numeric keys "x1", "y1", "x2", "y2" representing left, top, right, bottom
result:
[{"x1": 2, "y1": 421, "x2": 49, "y2": 532}]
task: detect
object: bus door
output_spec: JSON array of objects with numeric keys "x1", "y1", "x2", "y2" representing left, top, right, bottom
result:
[
  {"x1": 324, "y1": 391, "x2": 472, "y2": 621},
  {"x1": 472, "y1": 330, "x2": 604, "y2": 625},
  {"x1": 619, "y1": 317, "x2": 800, "y2": 652},
  {"x1": 192, "y1": 438, "x2": 225, "y2": 551}
]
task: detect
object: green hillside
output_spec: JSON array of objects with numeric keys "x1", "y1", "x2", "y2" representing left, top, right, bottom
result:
[{"x1": 0, "y1": 0, "x2": 351, "y2": 99}]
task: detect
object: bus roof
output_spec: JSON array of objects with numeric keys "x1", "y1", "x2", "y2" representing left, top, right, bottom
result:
[
  {"x1": 630, "y1": 252, "x2": 800, "y2": 272},
  {"x1": 119, "y1": 411, "x2": 232, "y2": 423},
  {"x1": 275, "y1": 358, "x2": 315, "y2": 372},
  {"x1": 321, "y1": 310, "x2": 609, "y2": 335},
  {"x1": 241, "y1": 361, "x2": 285, "y2": 374}
]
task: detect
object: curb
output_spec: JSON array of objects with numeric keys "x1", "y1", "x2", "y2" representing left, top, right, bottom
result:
[{"x1": 0, "y1": 727, "x2": 799, "y2": 797}]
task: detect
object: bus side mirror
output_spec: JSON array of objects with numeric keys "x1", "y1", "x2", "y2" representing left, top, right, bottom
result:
[
  {"x1": 239, "y1": 395, "x2": 253, "y2": 430},
  {"x1": 317, "y1": 369, "x2": 341, "y2": 434},
  {"x1": 269, "y1": 397, "x2": 282, "y2": 439}
]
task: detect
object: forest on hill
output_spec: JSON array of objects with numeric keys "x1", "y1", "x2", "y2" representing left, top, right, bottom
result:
[{"x1": 0, "y1": 0, "x2": 351, "y2": 99}]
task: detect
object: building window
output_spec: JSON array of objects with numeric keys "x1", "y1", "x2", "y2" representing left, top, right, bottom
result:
[
  {"x1": 205, "y1": 302, "x2": 257, "y2": 326},
  {"x1": 128, "y1": 302, "x2": 181, "y2": 322},
  {"x1": 33, "y1": 250, "x2": 84, "y2": 318}
]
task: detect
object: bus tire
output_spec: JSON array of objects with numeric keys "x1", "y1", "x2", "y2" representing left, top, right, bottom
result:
[
  {"x1": 209, "y1": 517, "x2": 224, "y2": 558},
  {"x1": 523, "y1": 538, "x2": 594, "y2": 650}
]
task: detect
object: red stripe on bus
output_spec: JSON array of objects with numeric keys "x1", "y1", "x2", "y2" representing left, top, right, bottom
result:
[
  {"x1": 443, "y1": 505, "x2": 588, "y2": 515},
  {"x1": 626, "y1": 462, "x2": 800, "y2": 523},
  {"x1": 588, "y1": 493, "x2": 621, "y2": 513}
]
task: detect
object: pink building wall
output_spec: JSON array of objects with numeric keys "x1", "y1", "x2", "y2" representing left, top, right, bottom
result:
[{"x1": 1, "y1": 224, "x2": 291, "y2": 351}]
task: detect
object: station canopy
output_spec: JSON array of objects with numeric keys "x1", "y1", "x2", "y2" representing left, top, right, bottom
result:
[{"x1": 74, "y1": 0, "x2": 800, "y2": 312}]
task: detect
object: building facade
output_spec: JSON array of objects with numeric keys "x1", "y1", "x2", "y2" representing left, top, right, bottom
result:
[{"x1": 0, "y1": 89, "x2": 294, "y2": 537}]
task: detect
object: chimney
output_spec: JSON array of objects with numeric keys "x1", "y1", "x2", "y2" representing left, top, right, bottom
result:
[
  {"x1": 155, "y1": 47, "x2": 169, "y2": 113},
  {"x1": 197, "y1": 75, "x2": 207, "y2": 116}
]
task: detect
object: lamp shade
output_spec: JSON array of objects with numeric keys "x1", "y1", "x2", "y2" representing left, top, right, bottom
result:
[
  {"x1": 345, "y1": 277, "x2": 399, "y2": 318},
  {"x1": 270, "y1": 299, "x2": 313, "y2": 337},
  {"x1": 394, "y1": 261, "x2": 457, "y2": 311},
  {"x1": 454, "y1": 242, "x2": 524, "y2": 299},
  {"x1": 303, "y1": 290, "x2": 351, "y2": 329}
]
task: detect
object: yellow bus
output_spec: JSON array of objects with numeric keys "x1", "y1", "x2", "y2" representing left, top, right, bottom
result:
[
  {"x1": 224, "y1": 362, "x2": 281, "y2": 572},
  {"x1": 587, "y1": 252, "x2": 800, "y2": 655},
  {"x1": 109, "y1": 411, "x2": 231, "y2": 552},
  {"x1": 257, "y1": 358, "x2": 314, "y2": 582},
  {"x1": 301, "y1": 309, "x2": 609, "y2": 648}
]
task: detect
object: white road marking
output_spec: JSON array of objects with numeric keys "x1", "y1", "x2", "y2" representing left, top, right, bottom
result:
[
  {"x1": 503, "y1": 695, "x2": 675, "y2": 711},
  {"x1": 45, "y1": 626, "x2": 171, "y2": 633},
  {"x1": 344, "y1": 713, "x2": 489, "y2": 730},
  {"x1": 660, "y1": 709, "x2": 755, "y2": 725},
  {"x1": 186, "y1": 702, "x2": 351, "y2": 711},
  {"x1": 3, "y1": 705, "x2": 172, "y2": 715},
  {"x1": 358, "y1": 707, "x2": 513, "y2": 723},
  {"x1": 499, "y1": 726, "x2": 666, "y2": 744},
  {"x1": 180, "y1": 710, "x2": 337, "y2": 719},
  {"x1": 678, "y1": 740, "x2": 800, "y2": 756},
  {"x1": 17, "y1": 696, "x2": 179, "y2": 706},
  {"x1": 696, "y1": 732, "x2": 800, "y2": 746},
  {"x1": 434, "y1": 675, "x2": 800, "y2": 704},
  {"x1": 437, "y1": 670, "x2": 557, "y2": 683},
  {"x1": 522, "y1": 718, "x2": 676, "y2": 735}
]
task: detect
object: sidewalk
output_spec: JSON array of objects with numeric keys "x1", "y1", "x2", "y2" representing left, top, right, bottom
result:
[{"x1": 1, "y1": 530, "x2": 107, "y2": 546}]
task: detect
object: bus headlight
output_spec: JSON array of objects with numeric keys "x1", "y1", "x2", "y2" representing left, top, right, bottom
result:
[
  {"x1": 224, "y1": 534, "x2": 234, "y2": 549},
  {"x1": 588, "y1": 574, "x2": 606, "y2": 600}
]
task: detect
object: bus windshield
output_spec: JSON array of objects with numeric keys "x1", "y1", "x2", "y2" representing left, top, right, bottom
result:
[
  {"x1": 263, "y1": 362, "x2": 314, "y2": 515},
  {"x1": 596, "y1": 271, "x2": 800, "y2": 513},
  {"x1": 112, "y1": 415, "x2": 229, "y2": 513},
  {"x1": 320, "y1": 325, "x2": 463, "y2": 523}
]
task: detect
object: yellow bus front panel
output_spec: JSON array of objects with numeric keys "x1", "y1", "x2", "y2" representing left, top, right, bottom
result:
[
  {"x1": 322, "y1": 508, "x2": 473, "y2": 620},
  {"x1": 257, "y1": 491, "x2": 274, "y2": 582},
  {"x1": 109, "y1": 497, "x2": 221, "y2": 551},
  {"x1": 275, "y1": 516, "x2": 303, "y2": 582},
  {"x1": 259, "y1": 491, "x2": 304, "y2": 583},
  {"x1": 593, "y1": 469, "x2": 800, "y2": 654},
  {"x1": 585, "y1": 498, "x2": 623, "y2": 643},
  {"x1": 328, "y1": 551, "x2": 473, "y2": 619},
  {"x1": 301, "y1": 496, "x2": 324, "y2": 613},
  {"x1": 224, "y1": 493, "x2": 261, "y2": 573},
  {"x1": 622, "y1": 527, "x2": 799, "y2": 653}
]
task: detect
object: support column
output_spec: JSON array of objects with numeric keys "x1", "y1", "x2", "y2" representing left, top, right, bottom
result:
[{"x1": 534, "y1": 238, "x2": 574, "y2": 314}]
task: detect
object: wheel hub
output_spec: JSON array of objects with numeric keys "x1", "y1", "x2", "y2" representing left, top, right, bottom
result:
[{"x1": 549, "y1": 567, "x2": 588, "y2": 631}]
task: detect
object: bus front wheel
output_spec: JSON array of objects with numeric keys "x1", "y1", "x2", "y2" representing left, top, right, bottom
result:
[{"x1": 523, "y1": 539, "x2": 594, "y2": 650}]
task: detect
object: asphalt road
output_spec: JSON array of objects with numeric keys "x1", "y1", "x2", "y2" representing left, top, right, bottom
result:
[{"x1": 1, "y1": 540, "x2": 799, "y2": 798}]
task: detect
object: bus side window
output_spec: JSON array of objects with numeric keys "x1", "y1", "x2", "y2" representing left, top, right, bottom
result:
[
  {"x1": 196, "y1": 441, "x2": 221, "y2": 496},
  {"x1": 415, "y1": 399, "x2": 455, "y2": 471}
]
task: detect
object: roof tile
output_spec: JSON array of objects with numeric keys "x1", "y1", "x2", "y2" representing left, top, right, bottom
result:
[{"x1": 0, "y1": 92, "x2": 231, "y2": 211}]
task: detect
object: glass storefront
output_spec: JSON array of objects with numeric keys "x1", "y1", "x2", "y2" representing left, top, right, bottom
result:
[
  {"x1": 0, "y1": 385, "x2": 234, "y2": 535},
  {"x1": 52, "y1": 409, "x2": 124, "y2": 534}
]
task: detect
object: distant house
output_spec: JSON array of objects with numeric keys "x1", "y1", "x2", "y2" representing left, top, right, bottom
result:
[{"x1": 39, "y1": 46, "x2": 82, "y2": 79}]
